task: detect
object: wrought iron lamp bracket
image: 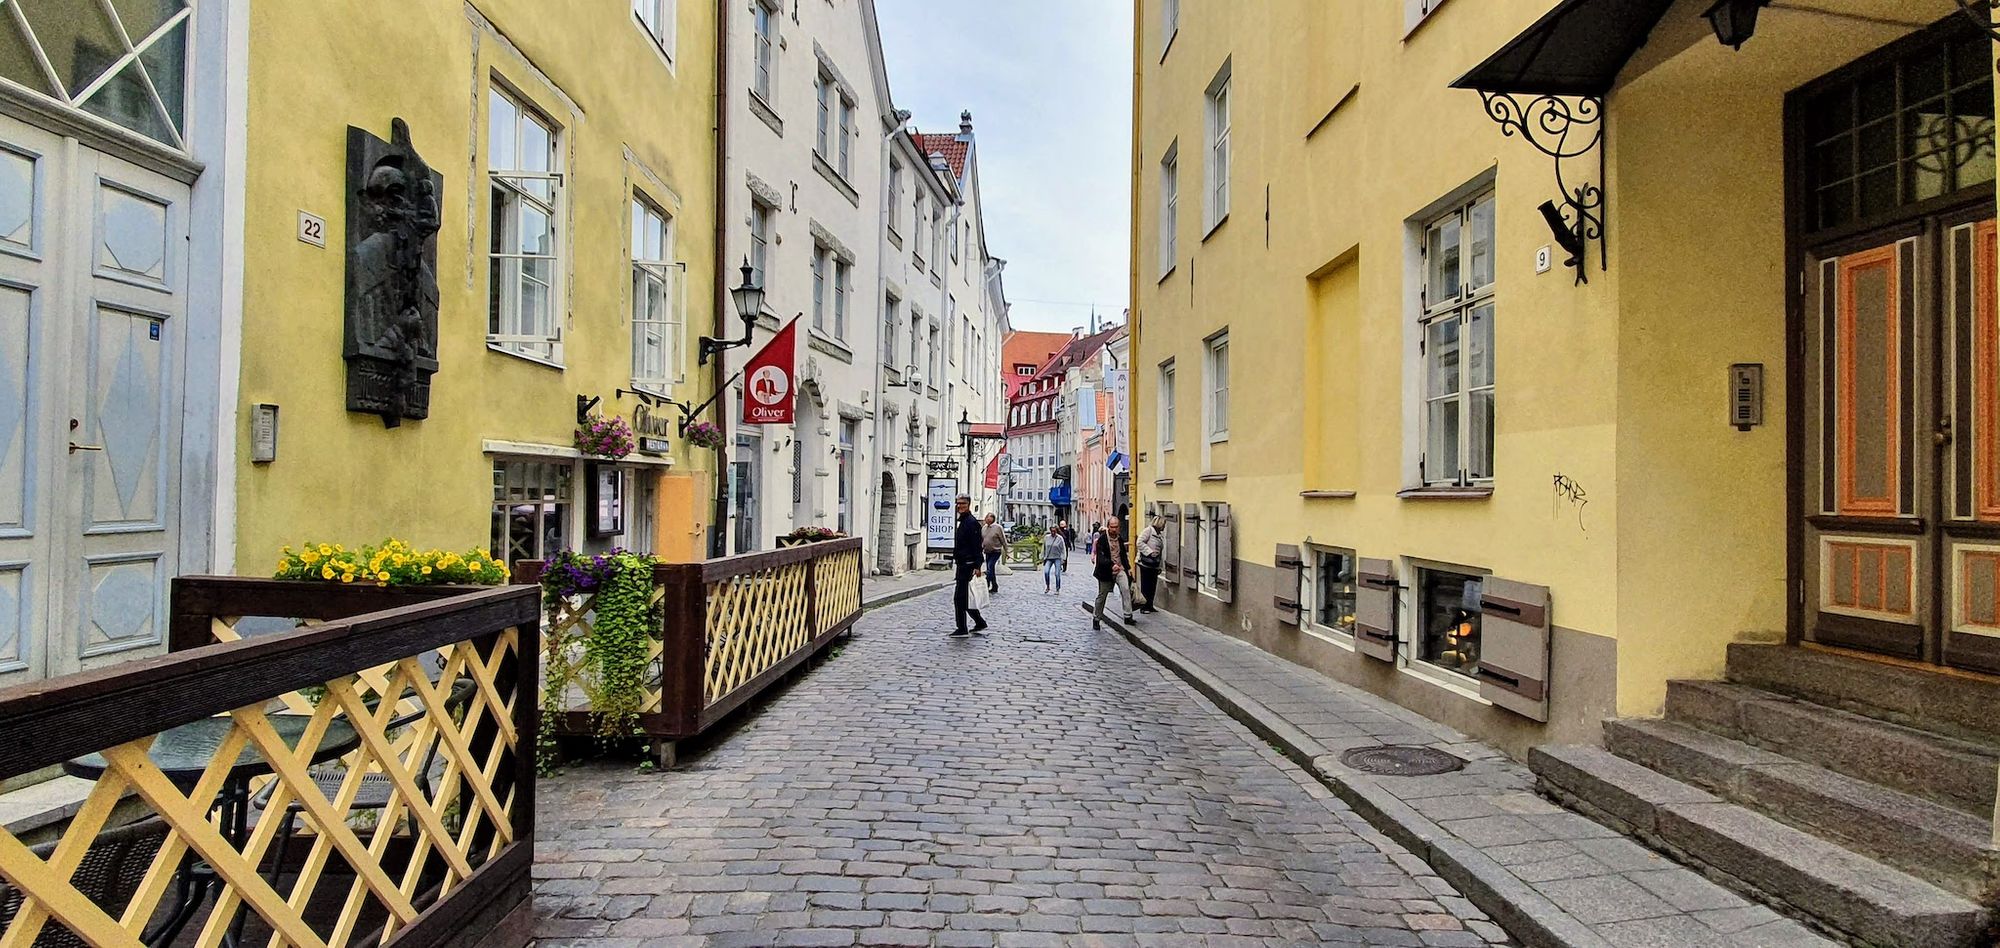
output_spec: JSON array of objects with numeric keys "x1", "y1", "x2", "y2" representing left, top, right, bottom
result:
[
  {"x1": 617, "y1": 371, "x2": 742, "y2": 437},
  {"x1": 1953, "y1": 0, "x2": 2000, "y2": 43},
  {"x1": 1478, "y1": 91, "x2": 1606, "y2": 285}
]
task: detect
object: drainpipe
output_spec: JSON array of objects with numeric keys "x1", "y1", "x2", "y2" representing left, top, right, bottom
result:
[{"x1": 709, "y1": 0, "x2": 731, "y2": 559}]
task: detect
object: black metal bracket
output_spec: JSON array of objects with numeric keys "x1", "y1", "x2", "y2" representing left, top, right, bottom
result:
[
  {"x1": 1953, "y1": 0, "x2": 2000, "y2": 42},
  {"x1": 617, "y1": 371, "x2": 742, "y2": 436},
  {"x1": 575, "y1": 394, "x2": 601, "y2": 425},
  {"x1": 1478, "y1": 91, "x2": 1606, "y2": 285}
]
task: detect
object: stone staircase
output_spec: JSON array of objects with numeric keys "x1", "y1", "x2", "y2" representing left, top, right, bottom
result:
[{"x1": 1530, "y1": 643, "x2": 2000, "y2": 948}]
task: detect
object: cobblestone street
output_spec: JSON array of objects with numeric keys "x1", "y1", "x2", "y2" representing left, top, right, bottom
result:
[{"x1": 533, "y1": 567, "x2": 1511, "y2": 946}]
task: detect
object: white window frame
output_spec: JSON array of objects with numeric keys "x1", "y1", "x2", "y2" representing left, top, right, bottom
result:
[
  {"x1": 1404, "y1": 0, "x2": 1451, "y2": 38},
  {"x1": 833, "y1": 256, "x2": 850, "y2": 340},
  {"x1": 632, "y1": 0, "x2": 676, "y2": 65},
  {"x1": 749, "y1": 197, "x2": 772, "y2": 284},
  {"x1": 882, "y1": 293, "x2": 900, "y2": 367},
  {"x1": 913, "y1": 192, "x2": 928, "y2": 267},
  {"x1": 815, "y1": 72, "x2": 832, "y2": 159},
  {"x1": 491, "y1": 459, "x2": 574, "y2": 563},
  {"x1": 1198, "y1": 503, "x2": 1222, "y2": 594},
  {"x1": 931, "y1": 206, "x2": 945, "y2": 270},
  {"x1": 1400, "y1": 556, "x2": 1492, "y2": 697},
  {"x1": 1159, "y1": 360, "x2": 1177, "y2": 451},
  {"x1": 487, "y1": 85, "x2": 564, "y2": 364},
  {"x1": 1417, "y1": 189, "x2": 1496, "y2": 487},
  {"x1": 887, "y1": 159, "x2": 903, "y2": 235},
  {"x1": 838, "y1": 95, "x2": 856, "y2": 178},
  {"x1": 1203, "y1": 332, "x2": 1228, "y2": 442},
  {"x1": 1301, "y1": 545, "x2": 1359, "y2": 649},
  {"x1": 752, "y1": 0, "x2": 779, "y2": 103},
  {"x1": 1162, "y1": 0, "x2": 1181, "y2": 55},
  {"x1": 629, "y1": 197, "x2": 683, "y2": 391},
  {"x1": 1159, "y1": 142, "x2": 1179, "y2": 277},
  {"x1": 811, "y1": 243, "x2": 829, "y2": 333},
  {"x1": 1204, "y1": 62, "x2": 1231, "y2": 233}
]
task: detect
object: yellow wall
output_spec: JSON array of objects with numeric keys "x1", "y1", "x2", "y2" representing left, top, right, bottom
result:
[{"x1": 235, "y1": 0, "x2": 718, "y2": 564}]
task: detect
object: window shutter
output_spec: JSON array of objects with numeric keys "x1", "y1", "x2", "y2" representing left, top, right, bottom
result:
[
  {"x1": 1274, "y1": 544, "x2": 1302, "y2": 625},
  {"x1": 1162, "y1": 505, "x2": 1181, "y2": 586},
  {"x1": 1356, "y1": 557, "x2": 1398, "y2": 662},
  {"x1": 1213, "y1": 505, "x2": 1235, "y2": 603},
  {"x1": 1477, "y1": 577, "x2": 1552, "y2": 722},
  {"x1": 1179, "y1": 504, "x2": 1200, "y2": 582}
]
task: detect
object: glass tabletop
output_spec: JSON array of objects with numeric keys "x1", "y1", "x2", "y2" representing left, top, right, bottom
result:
[{"x1": 64, "y1": 715, "x2": 363, "y2": 784}]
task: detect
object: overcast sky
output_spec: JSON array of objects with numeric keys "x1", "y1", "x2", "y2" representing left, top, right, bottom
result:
[{"x1": 874, "y1": 0, "x2": 1132, "y2": 335}]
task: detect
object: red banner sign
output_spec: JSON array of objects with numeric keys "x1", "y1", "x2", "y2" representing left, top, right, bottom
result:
[
  {"x1": 985, "y1": 452, "x2": 1001, "y2": 490},
  {"x1": 740, "y1": 318, "x2": 798, "y2": 425}
]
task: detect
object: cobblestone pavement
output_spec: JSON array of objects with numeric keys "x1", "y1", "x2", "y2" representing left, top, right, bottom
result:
[{"x1": 533, "y1": 571, "x2": 1512, "y2": 947}]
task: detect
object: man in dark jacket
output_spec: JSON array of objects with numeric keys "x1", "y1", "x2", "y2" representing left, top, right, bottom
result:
[
  {"x1": 951, "y1": 494, "x2": 988, "y2": 638},
  {"x1": 1091, "y1": 516, "x2": 1135, "y2": 630}
]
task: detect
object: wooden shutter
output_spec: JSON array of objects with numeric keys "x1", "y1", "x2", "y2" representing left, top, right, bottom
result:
[
  {"x1": 1356, "y1": 557, "x2": 1398, "y2": 662},
  {"x1": 1274, "y1": 544, "x2": 1303, "y2": 625},
  {"x1": 1161, "y1": 504, "x2": 1180, "y2": 585},
  {"x1": 1478, "y1": 577, "x2": 1552, "y2": 721},
  {"x1": 1179, "y1": 504, "x2": 1200, "y2": 582},
  {"x1": 1213, "y1": 505, "x2": 1235, "y2": 603}
]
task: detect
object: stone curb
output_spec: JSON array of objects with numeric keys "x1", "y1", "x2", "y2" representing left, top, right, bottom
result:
[
  {"x1": 1080, "y1": 601, "x2": 1607, "y2": 948},
  {"x1": 860, "y1": 578, "x2": 950, "y2": 612}
]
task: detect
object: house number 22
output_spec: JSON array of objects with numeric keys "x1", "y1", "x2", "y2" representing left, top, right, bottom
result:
[{"x1": 297, "y1": 210, "x2": 326, "y2": 248}]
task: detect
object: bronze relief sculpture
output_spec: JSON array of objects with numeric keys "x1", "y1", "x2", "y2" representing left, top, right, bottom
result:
[{"x1": 344, "y1": 118, "x2": 442, "y2": 427}]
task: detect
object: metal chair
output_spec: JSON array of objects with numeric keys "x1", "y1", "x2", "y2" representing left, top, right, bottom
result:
[{"x1": 0, "y1": 815, "x2": 170, "y2": 947}]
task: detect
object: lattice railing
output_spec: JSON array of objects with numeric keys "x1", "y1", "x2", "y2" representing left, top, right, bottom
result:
[{"x1": 0, "y1": 580, "x2": 539, "y2": 948}]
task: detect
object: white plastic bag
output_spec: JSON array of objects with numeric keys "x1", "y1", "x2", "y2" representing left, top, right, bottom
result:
[{"x1": 968, "y1": 577, "x2": 991, "y2": 610}]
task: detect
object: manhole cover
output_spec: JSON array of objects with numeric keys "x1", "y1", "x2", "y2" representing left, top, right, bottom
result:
[{"x1": 1339, "y1": 745, "x2": 1465, "y2": 777}]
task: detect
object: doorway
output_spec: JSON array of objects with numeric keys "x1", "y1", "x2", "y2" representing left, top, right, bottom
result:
[{"x1": 1792, "y1": 18, "x2": 2000, "y2": 673}]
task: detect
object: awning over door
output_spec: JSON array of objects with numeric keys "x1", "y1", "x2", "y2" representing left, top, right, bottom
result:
[{"x1": 1451, "y1": 0, "x2": 1681, "y2": 96}]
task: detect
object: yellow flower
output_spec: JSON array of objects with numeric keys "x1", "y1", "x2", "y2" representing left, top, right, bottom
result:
[
  {"x1": 377, "y1": 571, "x2": 390, "y2": 581},
  {"x1": 318, "y1": 544, "x2": 332, "y2": 556},
  {"x1": 302, "y1": 550, "x2": 319, "y2": 564},
  {"x1": 340, "y1": 573, "x2": 353, "y2": 583},
  {"x1": 321, "y1": 566, "x2": 335, "y2": 580},
  {"x1": 421, "y1": 566, "x2": 433, "y2": 575}
]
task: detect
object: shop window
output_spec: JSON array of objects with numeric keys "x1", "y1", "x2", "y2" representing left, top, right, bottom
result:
[
  {"x1": 487, "y1": 86, "x2": 563, "y2": 364},
  {"x1": 492, "y1": 460, "x2": 572, "y2": 564},
  {"x1": 1415, "y1": 565, "x2": 1484, "y2": 678},
  {"x1": 1307, "y1": 547, "x2": 1357, "y2": 640}
]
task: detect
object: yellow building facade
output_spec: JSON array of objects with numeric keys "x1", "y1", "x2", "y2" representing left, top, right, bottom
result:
[
  {"x1": 1131, "y1": 0, "x2": 1998, "y2": 754},
  {"x1": 234, "y1": 0, "x2": 720, "y2": 569}
]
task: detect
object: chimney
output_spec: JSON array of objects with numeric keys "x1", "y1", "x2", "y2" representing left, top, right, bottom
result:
[{"x1": 959, "y1": 110, "x2": 973, "y2": 135}]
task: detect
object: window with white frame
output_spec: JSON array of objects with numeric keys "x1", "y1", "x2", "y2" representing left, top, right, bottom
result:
[
  {"x1": 888, "y1": 159, "x2": 903, "y2": 234},
  {"x1": 749, "y1": 198, "x2": 772, "y2": 284},
  {"x1": 1204, "y1": 332, "x2": 1229, "y2": 441},
  {"x1": 1159, "y1": 360, "x2": 1176, "y2": 450},
  {"x1": 1162, "y1": 0, "x2": 1181, "y2": 53},
  {"x1": 1204, "y1": 62, "x2": 1231, "y2": 231},
  {"x1": 1197, "y1": 503, "x2": 1221, "y2": 591},
  {"x1": 630, "y1": 198, "x2": 681, "y2": 390},
  {"x1": 929, "y1": 324, "x2": 941, "y2": 383},
  {"x1": 838, "y1": 96, "x2": 856, "y2": 178},
  {"x1": 1405, "y1": 0, "x2": 1451, "y2": 37},
  {"x1": 488, "y1": 87, "x2": 563, "y2": 363},
  {"x1": 492, "y1": 460, "x2": 572, "y2": 563},
  {"x1": 1419, "y1": 190, "x2": 1496, "y2": 486},
  {"x1": 811, "y1": 243, "x2": 828, "y2": 332},
  {"x1": 883, "y1": 294, "x2": 899, "y2": 366},
  {"x1": 951, "y1": 215, "x2": 960, "y2": 261},
  {"x1": 1159, "y1": 142, "x2": 1178, "y2": 276},
  {"x1": 913, "y1": 192, "x2": 927, "y2": 264},
  {"x1": 909, "y1": 312, "x2": 923, "y2": 377},
  {"x1": 833, "y1": 257, "x2": 850, "y2": 339},
  {"x1": 1304, "y1": 546, "x2": 1357, "y2": 640},
  {"x1": 752, "y1": 0, "x2": 778, "y2": 102},
  {"x1": 632, "y1": 0, "x2": 676, "y2": 62},
  {"x1": 815, "y1": 72, "x2": 832, "y2": 160},
  {"x1": 931, "y1": 206, "x2": 945, "y2": 270}
]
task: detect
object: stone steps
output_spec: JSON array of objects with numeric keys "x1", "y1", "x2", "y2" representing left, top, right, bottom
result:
[
  {"x1": 1726, "y1": 643, "x2": 2000, "y2": 747},
  {"x1": 1604, "y1": 716, "x2": 1999, "y2": 902},
  {"x1": 1533, "y1": 745, "x2": 1994, "y2": 948},
  {"x1": 1666, "y1": 678, "x2": 2000, "y2": 817}
]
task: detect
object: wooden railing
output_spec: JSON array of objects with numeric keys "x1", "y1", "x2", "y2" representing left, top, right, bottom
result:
[
  {"x1": 0, "y1": 578, "x2": 539, "y2": 948},
  {"x1": 517, "y1": 537, "x2": 864, "y2": 748}
]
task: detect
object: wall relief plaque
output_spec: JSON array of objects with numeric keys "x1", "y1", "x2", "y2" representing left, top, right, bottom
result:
[{"x1": 344, "y1": 118, "x2": 442, "y2": 427}]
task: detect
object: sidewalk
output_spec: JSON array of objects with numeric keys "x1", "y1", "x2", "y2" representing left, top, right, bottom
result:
[
  {"x1": 860, "y1": 568, "x2": 952, "y2": 610},
  {"x1": 1084, "y1": 603, "x2": 1834, "y2": 948}
]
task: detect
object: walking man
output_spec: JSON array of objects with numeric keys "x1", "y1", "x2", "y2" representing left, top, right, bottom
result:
[
  {"x1": 950, "y1": 495, "x2": 988, "y2": 638},
  {"x1": 981, "y1": 513, "x2": 1005, "y2": 593},
  {"x1": 1092, "y1": 516, "x2": 1135, "y2": 630},
  {"x1": 1137, "y1": 514, "x2": 1164, "y2": 613}
]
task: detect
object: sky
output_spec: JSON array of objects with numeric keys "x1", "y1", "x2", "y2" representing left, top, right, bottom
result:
[{"x1": 873, "y1": 0, "x2": 1132, "y2": 336}]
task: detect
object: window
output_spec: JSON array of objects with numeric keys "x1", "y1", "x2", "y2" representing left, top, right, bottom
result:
[
  {"x1": 815, "y1": 72, "x2": 831, "y2": 159},
  {"x1": 488, "y1": 87, "x2": 563, "y2": 363},
  {"x1": 633, "y1": 0, "x2": 675, "y2": 61},
  {"x1": 749, "y1": 199, "x2": 772, "y2": 283},
  {"x1": 752, "y1": 0, "x2": 778, "y2": 102},
  {"x1": 837, "y1": 420, "x2": 856, "y2": 533},
  {"x1": 1416, "y1": 565, "x2": 1484, "y2": 678},
  {"x1": 492, "y1": 460, "x2": 572, "y2": 564},
  {"x1": 630, "y1": 198, "x2": 681, "y2": 390},
  {"x1": 951, "y1": 215, "x2": 960, "y2": 260},
  {"x1": 1204, "y1": 333, "x2": 1229, "y2": 441},
  {"x1": 1420, "y1": 191, "x2": 1496, "y2": 486},
  {"x1": 1404, "y1": 0, "x2": 1449, "y2": 36},
  {"x1": 838, "y1": 97, "x2": 856, "y2": 178},
  {"x1": 1162, "y1": 0, "x2": 1181, "y2": 52},
  {"x1": 1159, "y1": 360, "x2": 1177, "y2": 449},
  {"x1": 883, "y1": 294, "x2": 900, "y2": 366},
  {"x1": 929, "y1": 324, "x2": 942, "y2": 384},
  {"x1": 1306, "y1": 547, "x2": 1357, "y2": 640},
  {"x1": 1159, "y1": 142, "x2": 1179, "y2": 276},
  {"x1": 931, "y1": 206, "x2": 945, "y2": 270},
  {"x1": 833, "y1": 257, "x2": 850, "y2": 339},
  {"x1": 1016, "y1": 364, "x2": 1035, "y2": 377},
  {"x1": 1198, "y1": 504, "x2": 1221, "y2": 590},
  {"x1": 1205, "y1": 63, "x2": 1231, "y2": 231},
  {"x1": 888, "y1": 159, "x2": 904, "y2": 234},
  {"x1": 913, "y1": 192, "x2": 927, "y2": 264},
  {"x1": 1, "y1": 0, "x2": 191, "y2": 147},
  {"x1": 910, "y1": 312, "x2": 923, "y2": 377},
  {"x1": 811, "y1": 244, "x2": 828, "y2": 332}
]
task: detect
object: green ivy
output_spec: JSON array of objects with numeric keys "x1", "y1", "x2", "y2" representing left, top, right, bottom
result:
[{"x1": 537, "y1": 550, "x2": 659, "y2": 773}]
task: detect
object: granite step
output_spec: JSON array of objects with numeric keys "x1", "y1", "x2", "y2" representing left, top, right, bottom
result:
[
  {"x1": 1603, "y1": 716, "x2": 2000, "y2": 903},
  {"x1": 1666, "y1": 678, "x2": 2000, "y2": 817},
  {"x1": 1532, "y1": 743, "x2": 1995, "y2": 948},
  {"x1": 1726, "y1": 643, "x2": 2000, "y2": 746}
]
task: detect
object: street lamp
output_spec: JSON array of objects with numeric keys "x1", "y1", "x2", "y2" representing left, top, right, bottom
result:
[
  {"x1": 958, "y1": 409, "x2": 974, "y2": 501},
  {"x1": 700, "y1": 259, "x2": 764, "y2": 365}
]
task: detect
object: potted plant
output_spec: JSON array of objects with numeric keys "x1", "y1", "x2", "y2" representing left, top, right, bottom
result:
[
  {"x1": 536, "y1": 549, "x2": 660, "y2": 771},
  {"x1": 575, "y1": 414, "x2": 635, "y2": 459},
  {"x1": 776, "y1": 526, "x2": 846, "y2": 547},
  {"x1": 275, "y1": 539, "x2": 509, "y2": 587},
  {"x1": 683, "y1": 420, "x2": 726, "y2": 450}
]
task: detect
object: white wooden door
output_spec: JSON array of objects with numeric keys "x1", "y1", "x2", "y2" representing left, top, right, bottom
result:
[{"x1": 0, "y1": 116, "x2": 187, "y2": 688}]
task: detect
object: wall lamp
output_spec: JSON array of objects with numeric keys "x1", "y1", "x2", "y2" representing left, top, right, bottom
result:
[
  {"x1": 699, "y1": 260, "x2": 765, "y2": 366},
  {"x1": 1704, "y1": 0, "x2": 1770, "y2": 50}
]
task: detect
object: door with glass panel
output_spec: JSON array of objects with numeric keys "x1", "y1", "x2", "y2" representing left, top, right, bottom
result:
[{"x1": 0, "y1": 118, "x2": 189, "y2": 687}]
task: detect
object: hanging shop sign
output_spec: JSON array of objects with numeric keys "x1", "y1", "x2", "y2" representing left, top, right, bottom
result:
[
  {"x1": 926, "y1": 477, "x2": 959, "y2": 551},
  {"x1": 741, "y1": 317, "x2": 799, "y2": 425},
  {"x1": 633, "y1": 402, "x2": 675, "y2": 454}
]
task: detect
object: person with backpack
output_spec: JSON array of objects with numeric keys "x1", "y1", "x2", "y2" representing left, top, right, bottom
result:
[{"x1": 1091, "y1": 517, "x2": 1135, "y2": 630}]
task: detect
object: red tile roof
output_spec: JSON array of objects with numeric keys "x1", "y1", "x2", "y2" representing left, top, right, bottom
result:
[
  {"x1": 1003, "y1": 331, "x2": 1070, "y2": 399},
  {"x1": 912, "y1": 132, "x2": 970, "y2": 179}
]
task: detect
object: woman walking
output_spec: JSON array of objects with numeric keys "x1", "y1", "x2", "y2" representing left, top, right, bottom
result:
[{"x1": 1041, "y1": 524, "x2": 1068, "y2": 594}]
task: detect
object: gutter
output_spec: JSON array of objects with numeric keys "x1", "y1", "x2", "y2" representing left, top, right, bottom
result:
[{"x1": 709, "y1": 0, "x2": 731, "y2": 558}]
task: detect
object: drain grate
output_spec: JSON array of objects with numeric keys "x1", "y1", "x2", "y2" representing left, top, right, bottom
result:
[{"x1": 1339, "y1": 745, "x2": 1465, "y2": 777}]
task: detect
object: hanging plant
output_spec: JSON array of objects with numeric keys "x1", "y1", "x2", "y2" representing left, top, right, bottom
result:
[
  {"x1": 781, "y1": 526, "x2": 846, "y2": 544},
  {"x1": 538, "y1": 549, "x2": 657, "y2": 772},
  {"x1": 575, "y1": 414, "x2": 636, "y2": 459},
  {"x1": 683, "y1": 420, "x2": 726, "y2": 450}
]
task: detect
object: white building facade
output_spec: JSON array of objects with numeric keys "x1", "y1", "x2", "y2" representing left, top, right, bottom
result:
[{"x1": 719, "y1": 0, "x2": 1006, "y2": 573}]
